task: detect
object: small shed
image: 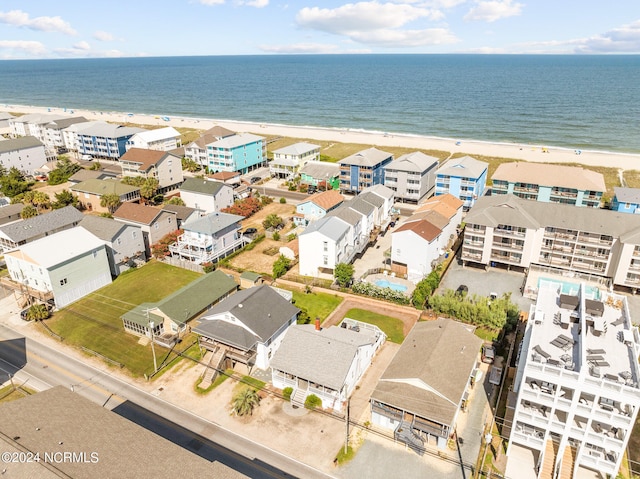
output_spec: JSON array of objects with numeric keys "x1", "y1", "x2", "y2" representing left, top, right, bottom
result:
[
  {"x1": 240, "y1": 271, "x2": 264, "y2": 289},
  {"x1": 585, "y1": 299, "x2": 605, "y2": 317},
  {"x1": 279, "y1": 238, "x2": 299, "y2": 260},
  {"x1": 559, "y1": 294, "x2": 579, "y2": 310}
]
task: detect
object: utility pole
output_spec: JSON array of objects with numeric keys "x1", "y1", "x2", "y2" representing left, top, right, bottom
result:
[
  {"x1": 145, "y1": 308, "x2": 158, "y2": 375},
  {"x1": 344, "y1": 398, "x2": 350, "y2": 454}
]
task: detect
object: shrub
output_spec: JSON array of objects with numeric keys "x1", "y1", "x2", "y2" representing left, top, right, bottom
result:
[
  {"x1": 279, "y1": 197, "x2": 287, "y2": 204},
  {"x1": 352, "y1": 281, "x2": 410, "y2": 305},
  {"x1": 305, "y1": 394, "x2": 322, "y2": 409},
  {"x1": 411, "y1": 268, "x2": 441, "y2": 309},
  {"x1": 272, "y1": 231, "x2": 280, "y2": 241},
  {"x1": 222, "y1": 197, "x2": 262, "y2": 218},
  {"x1": 283, "y1": 387, "x2": 293, "y2": 401},
  {"x1": 287, "y1": 233, "x2": 297, "y2": 242},
  {"x1": 272, "y1": 255, "x2": 291, "y2": 279},
  {"x1": 202, "y1": 262, "x2": 215, "y2": 273}
]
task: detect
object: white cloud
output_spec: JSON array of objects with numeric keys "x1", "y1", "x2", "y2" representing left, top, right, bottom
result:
[
  {"x1": 296, "y1": 2, "x2": 457, "y2": 48},
  {"x1": 237, "y1": 0, "x2": 269, "y2": 6},
  {"x1": 199, "y1": 0, "x2": 225, "y2": 4},
  {"x1": 575, "y1": 19, "x2": 640, "y2": 53},
  {"x1": 93, "y1": 30, "x2": 114, "y2": 42},
  {"x1": 0, "y1": 40, "x2": 47, "y2": 56},
  {"x1": 297, "y1": 2, "x2": 440, "y2": 33},
  {"x1": 0, "y1": 10, "x2": 76, "y2": 35},
  {"x1": 464, "y1": 0, "x2": 522, "y2": 23},
  {"x1": 260, "y1": 42, "x2": 341, "y2": 53}
]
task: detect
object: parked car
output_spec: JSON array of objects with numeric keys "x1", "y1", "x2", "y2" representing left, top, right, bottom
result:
[
  {"x1": 250, "y1": 176, "x2": 261, "y2": 184},
  {"x1": 243, "y1": 227, "x2": 258, "y2": 236},
  {"x1": 456, "y1": 284, "x2": 469, "y2": 296},
  {"x1": 20, "y1": 308, "x2": 30, "y2": 321},
  {"x1": 482, "y1": 345, "x2": 496, "y2": 364}
]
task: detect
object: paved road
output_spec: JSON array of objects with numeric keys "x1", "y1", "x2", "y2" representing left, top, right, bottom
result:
[{"x1": 0, "y1": 324, "x2": 332, "y2": 479}]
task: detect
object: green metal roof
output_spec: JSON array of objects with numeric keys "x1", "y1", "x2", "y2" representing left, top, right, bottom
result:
[{"x1": 240, "y1": 271, "x2": 262, "y2": 282}]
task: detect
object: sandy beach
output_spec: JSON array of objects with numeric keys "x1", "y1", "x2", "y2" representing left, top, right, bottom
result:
[{"x1": 5, "y1": 104, "x2": 640, "y2": 171}]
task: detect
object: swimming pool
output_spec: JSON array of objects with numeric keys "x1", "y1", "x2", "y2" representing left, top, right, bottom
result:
[
  {"x1": 538, "y1": 277, "x2": 600, "y2": 300},
  {"x1": 375, "y1": 279, "x2": 408, "y2": 292}
]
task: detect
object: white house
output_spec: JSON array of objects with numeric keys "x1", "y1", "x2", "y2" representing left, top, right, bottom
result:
[
  {"x1": 9, "y1": 113, "x2": 67, "y2": 141},
  {"x1": 271, "y1": 319, "x2": 385, "y2": 411},
  {"x1": 384, "y1": 151, "x2": 439, "y2": 203},
  {"x1": 41, "y1": 117, "x2": 89, "y2": 152},
  {"x1": 0, "y1": 136, "x2": 48, "y2": 175},
  {"x1": 298, "y1": 216, "x2": 355, "y2": 277},
  {"x1": 179, "y1": 178, "x2": 234, "y2": 214},
  {"x1": 193, "y1": 285, "x2": 300, "y2": 371},
  {"x1": 184, "y1": 126, "x2": 235, "y2": 168},
  {"x1": 5, "y1": 228, "x2": 112, "y2": 309},
  {"x1": 169, "y1": 212, "x2": 245, "y2": 265},
  {"x1": 270, "y1": 142, "x2": 320, "y2": 179},
  {"x1": 126, "y1": 127, "x2": 181, "y2": 152}
]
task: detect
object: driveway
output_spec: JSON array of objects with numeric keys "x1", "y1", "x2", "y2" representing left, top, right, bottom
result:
[{"x1": 439, "y1": 259, "x2": 534, "y2": 312}]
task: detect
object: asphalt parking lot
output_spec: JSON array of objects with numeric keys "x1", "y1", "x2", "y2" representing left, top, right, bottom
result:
[{"x1": 438, "y1": 258, "x2": 534, "y2": 312}]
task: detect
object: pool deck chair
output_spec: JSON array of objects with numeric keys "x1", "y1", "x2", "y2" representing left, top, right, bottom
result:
[{"x1": 533, "y1": 345, "x2": 551, "y2": 360}]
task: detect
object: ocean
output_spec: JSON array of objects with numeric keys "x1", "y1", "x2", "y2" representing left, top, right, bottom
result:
[{"x1": 1, "y1": 54, "x2": 639, "y2": 153}]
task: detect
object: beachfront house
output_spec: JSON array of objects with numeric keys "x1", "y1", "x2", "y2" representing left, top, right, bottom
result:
[
  {"x1": 505, "y1": 281, "x2": 640, "y2": 479},
  {"x1": 76, "y1": 122, "x2": 146, "y2": 160},
  {"x1": 119, "y1": 148, "x2": 183, "y2": 193},
  {"x1": 0, "y1": 136, "x2": 48, "y2": 175},
  {"x1": 491, "y1": 162, "x2": 605, "y2": 208},
  {"x1": 113, "y1": 203, "x2": 177, "y2": 257},
  {"x1": 299, "y1": 161, "x2": 340, "y2": 190},
  {"x1": 169, "y1": 212, "x2": 245, "y2": 265},
  {"x1": 193, "y1": 285, "x2": 300, "y2": 372},
  {"x1": 271, "y1": 320, "x2": 386, "y2": 412},
  {"x1": 371, "y1": 318, "x2": 481, "y2": 450},
  {"x1": 390, "y1": 195, "x2": 463, "y2": 281},
  {"x1": 121, "y1": 270, "x2": 238, "y2": 346},
  {"x1": 40, "y1": 117, "x2": 89, "y2": 152},
  {"x1": 206, "y1": 133, "x2": 266, "y2": 175},
  {"x1": 79, "y1": 215, "x2": 146, "y2": 276},
  {"x1": 0, "y1": 112, "x2": 15, "y2": 135},
  {"x1": 338, "y1": 147, "x2": 393, "y2": 194},
  {"x1": 179, "y1": 178, "x2": 234, "y2": 214},
  {"x1": 435, "y1": 156, "x2": 488, "y2": 210},
  {"x1": 70, "y1": 179, "x2": 141, "y2": 213},
  {"x1": 293, "y1": 190, "x2": 344, "y2": 226},
  {"x1": 384, "y1": 151, "x2": 439, "y2": 203},
  {"x1": 125, "y1": 127, "x2": 181, "y2": 152},
  {"x1": 5, "y1": 228, "x2": 112, "y2": 309},
  {"x1": 269, "y1": 142, "x2": 320, "y2": 179},
  {"x1": 612, "y1": 187, "x2": 640, "y2": 214},
  {"x1": 184, "y1": 126, "x2": 236, "y2": 169},
  {"x1": 0, "y1": 206, "x2": 83, "y2": 253},
  {"x1": 9, "y1": 113, "x2": 68, "y2": 142}
]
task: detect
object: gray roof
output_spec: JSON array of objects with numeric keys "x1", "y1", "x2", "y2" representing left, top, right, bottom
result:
[
  {"x1": 0, "y1": 203, "x2": 24, "y2": 221},
  {"x1": 44, "y1": 116, "x2": 88, "y2": 130},
  {"x1": 161, "y1": 204, "x2": 198, "y2": 222},
  {"x1": 0, "y1": 136, "x2": 43, "y2": 153},
  {"x1": 0, "y1": 206, "x2": 83, "y2": 243},
  {"x1": 614, "y1": 187, "x2": 640, "y2": 204},
  {"x1": 208, "y1": 133, "x2": 264, "y2": 149},
  {"x1": 0, "y1": 112, "x2": 14, "y2": 121},
  {"x1": 437, "y1": 155, "x2": 488, "y2": 179},
  {"x1": 76, "y1": 122, "x2": 145, "y2": 139},
  {"x1": 372, "y1": 319, "x2": 482, "y2": 428},
  {"x1": 9, "y1": 113, "x2": 66, "y2": 124},
  {"x1": 347, "y1": 197, "x2": 376, "y2": 216},
  {"x1": 194, "y1": 285, "x2": 300, "y2": 350},
  {"x1": 301, "y1": 216, "x2": 350, "y2": 242},
  {"x1": 180, "y1": 177, "x2": 228, "y2": 195},
  {"x1": 387, "y1": 151, "x2": 439, "y2": 173},
  {"x1": 122, "y1": 271, "x2": 238, "y2": 327},
  {"x1": 0, "y1": 386, "x2": 247, "y2": 479},
  {"x1": 466, "y1": 194, "x2": 640, "y2": 240},
  {"x1": 271, "y1": 325, "x2": 377, "y2": 390},
  {"x1": 183, "y1": 212, "x2": 243, "y2": 235},
  {"x1": 70, "y1": 179, "x2": 140, "y2": 196},
  {"x1": 272, "y1": 142, "x2": 320, "y2": 156},
  {"x1": 300, "y1": 161, "x2": 339, "y2": 179},
  {"x1": 339, "y1": 147, "x2": 393, "y2": 167},
  {"x1": 79, "y1": 215, "x2": 130, "y2": 241},
  {"x1": 363, "y1": 183, "x2": 395, "y2": 201},
  {"x1": 68, "y1": 169, "x2": 115, "y2": 183},
  {"x1": 326, "y1": 205, "x2": 362, "y2": 226},
  {"x1": 358, "y1": 191, "x2": 385, "y2": 208}
]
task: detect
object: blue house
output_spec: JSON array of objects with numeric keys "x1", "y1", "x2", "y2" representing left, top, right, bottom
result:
[
  {"x1": 338, "y1": 148, "x2": 393, "y2": 194},
  {"x1": 76, "y1": 122, "x2": 145, "y2": 160},
  {"x1": 612, "y1": 187, "x2": 640, "y2": 214},
  {"x1": 294, "y1": 190, "x2": 344, "y2": 226},
  {"x1": 435, "y1": 156, "x2": 488, "y2": 210},
  {"x1": 207, "y1": 133, "x2": 266, "y2": 174}
]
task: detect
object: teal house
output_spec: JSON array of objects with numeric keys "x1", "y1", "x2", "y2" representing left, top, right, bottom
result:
[{"x1": 207, "y1": 133, "x2": 266, "y2": 174}]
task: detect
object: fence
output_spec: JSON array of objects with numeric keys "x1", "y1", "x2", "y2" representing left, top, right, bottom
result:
[{"x1": 161, "y1": 257, "x2": 204, "y2": 273}]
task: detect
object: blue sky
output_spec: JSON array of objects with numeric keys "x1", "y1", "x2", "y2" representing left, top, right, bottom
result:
[{"x1": 1, "y1": 1, "x2": 639, "y2": 58}]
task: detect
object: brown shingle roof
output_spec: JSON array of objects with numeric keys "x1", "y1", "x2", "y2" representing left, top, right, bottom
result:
[
  {"x1": 492, "y1": 162, "x2": 606, "y2": 192},
  {"x1": 120, "y1": 148, "x2": 176, "y2": 171},
  {"x1": 113, "y1": 202, "x2": 164, "y2": 225},
  {"x1": 210, "y1": 171, "x2": 240, "y2": 181},
  {"x1": 306, "y1": 190, "x2": 344, "y2": 210},
  {"x1": 395, "y1": 218, "x2": 442, "y2": 242},
  {"x1": 416, "y1": 193, "x2": 463, "y2": 219},
  {"x1": 409, "y1": 209, "x2": 450, "y2": 230}
]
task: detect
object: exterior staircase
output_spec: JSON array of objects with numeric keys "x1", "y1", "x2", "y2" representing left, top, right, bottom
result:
[
  {"x1": 559, "y1": 445, "x2": 576, "y2": 479},
  {"x1": 539, "y1": 438, "x2": 558, "y2": 479},
  {"x1": 395, "y1": 421, "x2": 425, "y2": 455},
  {"x1": 198, "y1": 346, "x2": 227, "y2": 389},
  {"x1": 291, "y1": 388, "x2": 307, "y2": 407}
]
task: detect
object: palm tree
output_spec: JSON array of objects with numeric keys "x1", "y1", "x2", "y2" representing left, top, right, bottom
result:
[
  {"x1": 140, "y1": 177, "x2": 159, "y2": 203},
  {"x1": 32, "y1": 191, "x2": 51, "y2": 211},
  {"x1": 20, "y1": 205, "x2": 38, "y2": 219},
  {"x1": 232, "y1": 387, "x2": 261, "y2": 416},
  {"x1": 26, "y1": 304, "x2": 50, "y2": 321},
  {"x1": 100, "y1": 193, "x2": 122, "y2": 214}
]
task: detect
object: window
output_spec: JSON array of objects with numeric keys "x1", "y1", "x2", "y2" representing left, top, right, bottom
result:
[
  {"x1": 168, "y1": 217, "x2": 172, "y2": 224},
  {"x1": 323, "y1": 256, "x2": 328, "y2": 265},
  {"x1": 59, "y1": 278, "x2": 68, "y2": 286},
  {"x1": 132, "y1": 231, "x2": 137, "y2": 238},
  {"x1": 155, "y1": 223, "x2": 159, "y2": 229},
  {"x1": 323, "y1": 241, "x2": 328, "y2": 252},
  {"x1": 117, "y1": 238, "x2": 122, "y2": 245}
]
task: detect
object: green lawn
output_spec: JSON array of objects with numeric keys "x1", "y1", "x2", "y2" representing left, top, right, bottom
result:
[
  {"x1": 342, "y1": 308, "x2": 405, "y2": 343},
  {"x1": 45, "y1": 261, "x2": 201, "y2": 377},
  {"x1": 0, "y1": 385, "x2": 37, "y2": 403},
  {"x1": 292, "y1": 290, "x2": 343, "y2": 322}
]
